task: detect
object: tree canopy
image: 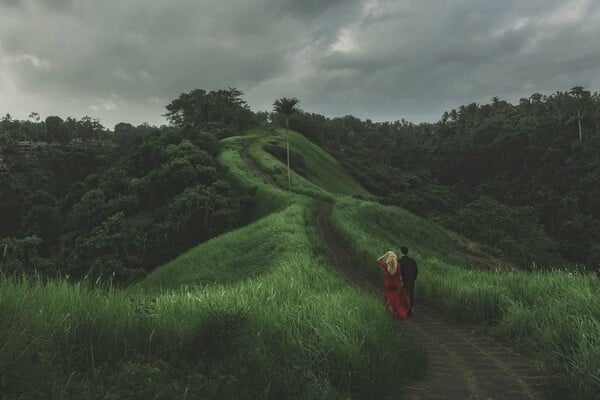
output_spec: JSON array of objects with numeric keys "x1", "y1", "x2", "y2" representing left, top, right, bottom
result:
[
  {"x1": 165, "y1": 87, "x2": 254, "y2": 131},
  {"x1": 2, "y1": 87, "x2": 598, "y2": 274},
  {"x1": 285, "y1": 88, "x2": 600, "y2": 271},
  {"x1": 0, "y1": 94, "x2": 254, "y2": 283}
]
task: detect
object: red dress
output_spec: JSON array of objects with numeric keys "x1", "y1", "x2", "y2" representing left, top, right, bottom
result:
[{"x1": 377, "y1": 259, "x2": 411, "y2": 320}]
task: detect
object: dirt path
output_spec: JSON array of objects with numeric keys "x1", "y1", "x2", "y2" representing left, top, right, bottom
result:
[
  {"x1": 241, "y1": 144, "x2": 276, "y2": 185},
  {"x1": 316, "y1": 202, "x2": 548, "y2": 400},
  {"x1": 240, "y1": 147, "x2": 549, "y2": 400}
]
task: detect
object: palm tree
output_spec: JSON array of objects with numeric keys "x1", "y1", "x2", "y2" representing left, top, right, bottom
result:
[
  {"x1": 568, "y1": 86, "x2": 591, "y2": 143},
  {"x1": 273, "y1": 97, "x2": 300, "y2": 187}
]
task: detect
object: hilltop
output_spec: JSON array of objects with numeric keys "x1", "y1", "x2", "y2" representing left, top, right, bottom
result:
[{"x1": 0, "y1": 89, "x2": 598, "y2": 399}]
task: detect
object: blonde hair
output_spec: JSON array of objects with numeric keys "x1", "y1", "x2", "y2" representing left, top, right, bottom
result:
[{"x1": 384, "y1": 251, "x2": 398, "y2": 274}]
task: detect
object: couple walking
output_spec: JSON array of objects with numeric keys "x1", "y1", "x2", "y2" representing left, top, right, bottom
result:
[{"x1": 376, "y1": 247, "x2": 418, "y2": 320}]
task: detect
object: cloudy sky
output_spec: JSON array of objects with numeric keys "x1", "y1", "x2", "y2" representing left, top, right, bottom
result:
[{"x1": 1, "y1": 0, "x2": 599, "y2": 129}]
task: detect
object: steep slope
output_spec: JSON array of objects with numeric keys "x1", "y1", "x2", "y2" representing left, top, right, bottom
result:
[
  {"x1": 241, "y1": 127, "x2": 598, "y2": 400},
  {"x1": 247, "y1": 128, "x2": 509, "y2": 270},
  {"x1": 247, "y1": 128, "x2": 370, "y2": 197},
  {"x1": 0, "y1": 132, "x2": 427, "y2": 400},
  {"x1": 7, "y1": 127, "x2": 592, "y2": 399},
  {"x1": 130, "y1": 133, "x2": 427, "y2": 399},
  {"x1": 239, "y1": 129, "x2": 547, "y2": 399}
]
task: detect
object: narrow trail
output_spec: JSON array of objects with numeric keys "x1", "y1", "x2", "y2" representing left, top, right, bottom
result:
[
  {"x1": 316, "y1": 202, "x2": 548, "y2": 400},
  {"x1": 241, "y1": 144, "x2": 276, "y2": 185},
  {"x1": 241, "y1": 146, "x2": 549, "y2": 400}
]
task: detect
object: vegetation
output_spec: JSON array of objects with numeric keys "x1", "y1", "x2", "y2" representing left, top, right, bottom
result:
[
  {"x1": 1, "y1": 87, "x2": 599, "y2": 399},
  {"x1": 254, "y1": 128, "x2": 369, "y2": 197},
  {"x1": 165, "y1": 88, "x2": 255, "y2": 132},
  {"x1": 330, "y1": 196, "x2": 600, "y2": 399},
  {"x1": 0, "y1": 90, "x2": 256, "y2": 283},
  {"x1": 232, "y1": 124, "x2": 599, "y2": 399},
  {"x1": 287, "y1": 88, "x2": 600, "y2": 271},
  {"x1": 0, "y1": 134, "x2": 425, "y2": 399}
]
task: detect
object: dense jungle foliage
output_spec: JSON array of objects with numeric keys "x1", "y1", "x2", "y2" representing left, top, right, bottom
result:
[
  {"x1": 1, "y1": 87, "x2": 598, "y2": 280},
  {"x1": 0, "y1": 89, "x2": 258, "y2": 283},
  {"x1": 286, "y1": 87, "x2": 600, "y2": 271}
]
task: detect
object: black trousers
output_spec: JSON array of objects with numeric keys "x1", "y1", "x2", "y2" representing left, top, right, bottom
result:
[{"x1": 404, "y1": 281, "x2": 415, "y2": 310}]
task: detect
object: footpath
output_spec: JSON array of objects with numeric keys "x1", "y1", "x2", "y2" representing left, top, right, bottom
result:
[
  {"x1": 316, "y1": 202, "x2": 548, "y2": 400},
  {"x1": 242, "y1": 144, "x2": 548, "y2": 400}
]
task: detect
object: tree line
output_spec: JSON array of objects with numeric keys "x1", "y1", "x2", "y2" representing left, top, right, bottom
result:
[
  {"x1": 0, "y1": 88, "x2": 259, "y2": 283},
  {"x1": 1, "y1": 86, "x2": 598, "y2": 278},
  {"x1": 286, "y1": 87, "x2": 600, "y2": 271}
]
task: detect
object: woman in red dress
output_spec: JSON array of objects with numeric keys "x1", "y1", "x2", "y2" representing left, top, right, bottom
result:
[{"x1": 377, "y1": 251, "x2": 411, "y2": 320}]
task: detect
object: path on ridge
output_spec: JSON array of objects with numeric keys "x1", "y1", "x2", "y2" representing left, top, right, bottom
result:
[
  {"x1": 240, "y1": 145, "x2": 549, "y2": 400},
  {"x1": 241, "y1": 144, "x2": 275, "y2": 185},
  {"x1": 316, "y1": 202, "x2": 548, "y2": 400}
]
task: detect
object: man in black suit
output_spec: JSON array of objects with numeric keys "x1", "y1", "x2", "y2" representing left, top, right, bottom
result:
[{"x1": 399, "y1": 246, "x2": 418, "y2": 316}]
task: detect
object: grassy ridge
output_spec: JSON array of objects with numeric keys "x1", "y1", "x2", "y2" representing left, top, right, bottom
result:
[
  {"x1": 330, "y1": 196, "x2": 600, "y2": 399},
  {"x1": 220, "y1": 133, "x2": 297, "y2": 220},
  {"x1": 131, "y1": 208, "x2": 296, "y2": 291},
  {"x1": 250, "y1": 129, "x2": 369, "y2": 198},
  {"x1": 0, "y1": 133, "x2": 426, "y2": 399},
  {"x1": 135, "y1": 201, "x2": 426, "y2": 397},
  {"x1": 4, "y1": 125, "x2": 597, "y2": 399}
]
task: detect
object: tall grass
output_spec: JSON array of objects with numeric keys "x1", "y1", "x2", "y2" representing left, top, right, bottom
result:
[
  {"x1": 246, "y1": 129, "x2": 370, "y2": 200},
  {"x1": 261, "y1": 129, "x2": 369, "y2": 197},
  {"x1": 330, "y1": 196, "x2": 600, "y2": 399},
  {"x1": 219, "y1": 134, "x2": 296, "y2": 220},
  {"x1": 0, "y1": 204, "x2": 426, "y2": 399},
  {"x1": 6, "y1": 126, "x2": 596, "y2": 399},
  {"x1": 0, "y1": 136, "x2": 426, "y2": 399}
]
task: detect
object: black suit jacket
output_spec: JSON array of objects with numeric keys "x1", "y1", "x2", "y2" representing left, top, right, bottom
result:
[{"x1": 400, "y1": 255, "x2": 418, "y2": 284}]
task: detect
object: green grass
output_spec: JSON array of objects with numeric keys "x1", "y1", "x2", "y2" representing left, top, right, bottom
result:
[
  {"x1": 3, "y1": 126, "x2": 598, "y2": 399},
  {"x1": 330, "y1": 196, "x2": 600, "y2": 399},
  {"x1": 0, "y1": 133, "x2": 426, "y2": 399},
  {"x1": 131, "y1": 209, "x2": 298, "y2": 291},
  {"x1": 250, "y1": 128, "x2": 369, "y2": 198},
  {"x1": 219, "y1": 133, "x2": 296, "y2": 220}
]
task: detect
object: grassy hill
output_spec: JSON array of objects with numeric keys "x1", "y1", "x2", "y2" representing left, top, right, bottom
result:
[
  {"x1": 0, "y1": 131, "x2": 425, "y2": 399},
  {"x1": 254, "y1": 128, "x2": 370, "y2": 197},
  {"x1": 236, "y1": 128, "x2": 599, "y2": 399},
  {"x1": 1, "y1": 126, "x2": 598, "y2": 399}
]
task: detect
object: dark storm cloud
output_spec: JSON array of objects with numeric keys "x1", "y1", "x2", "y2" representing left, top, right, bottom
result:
[
  {"x1": 297, "y1": 0, "x2": 600, "y2": 121},
  {"x1": 0, "y1": 0, "x2": 74, "y2": 10},
  {"x1": 269, "y1": 0, "x2": 362, "y2": 17},
  {"x1": 1, "y1": 0, "x2": 599, "y2": 127},
  {"x1": 0, "y1": 0, "x2": 21, "y2": 7}
]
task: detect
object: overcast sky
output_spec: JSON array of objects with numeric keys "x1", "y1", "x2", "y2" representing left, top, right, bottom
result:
[{"x1": 1, "y1": 0, "x2": 599, "y2": 129}]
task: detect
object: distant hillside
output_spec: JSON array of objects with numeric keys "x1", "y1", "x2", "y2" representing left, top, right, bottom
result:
[
  {"x1": 0, "y1": 89, "x2": 257, "y2": 282},
  {"x1": 1, "y1": 119, "x2": 597, "y2": 400},
  {"x1": 3, "y1": 87, "x2": 598, "y2": 280},
  {"x1": 287, "y1": 88, "x2": 600, "y2": 271},
  {"x1": 259, "y1": 128, "x2": 370, "y2": 196}
]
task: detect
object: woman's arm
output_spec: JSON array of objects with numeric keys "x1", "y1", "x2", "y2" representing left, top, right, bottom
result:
[
  {"x1": 377, "y1": 251, "x2": 390, "y2": 268},
  {"x1": 377, "y1": 251, "x2": 390, "y2": 262}
]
